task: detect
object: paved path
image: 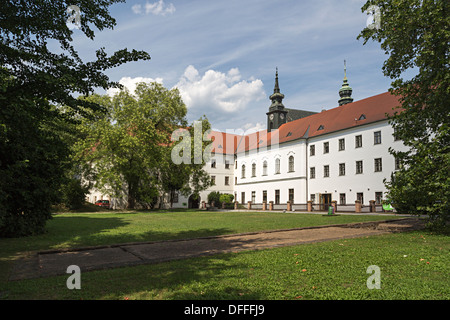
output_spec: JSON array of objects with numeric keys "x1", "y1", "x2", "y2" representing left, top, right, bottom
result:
[{"x1": 9, "y1": 218, "x2": 424, "y2": 281}]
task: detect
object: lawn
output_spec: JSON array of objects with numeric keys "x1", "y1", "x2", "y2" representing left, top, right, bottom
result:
[{"x1": 1, "y1": 210, "x2": 448, "y2": 300}]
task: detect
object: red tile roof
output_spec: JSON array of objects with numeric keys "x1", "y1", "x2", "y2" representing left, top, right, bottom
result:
[
  {"x1": 211, "y1": 91, "x2": 402, "y2": 154},
  {"x1": 207, "y1": 130, "x2": 241, "y2": 155}
]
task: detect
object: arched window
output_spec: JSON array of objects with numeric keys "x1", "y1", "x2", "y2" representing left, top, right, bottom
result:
[
  {"x1": 263, "y1": 161, "x2": 268, "y2": 176},
  {"x1": 241, "y1": 164, "x2": 246, "y2": 178},
  {"x1": 275, "y1": 158, "x2": 280, "y2": 174},
  {"x1": 251, "y1": 163, "x2": 256, "y2": 177},
  {"x1": 288, "y1": 156, "x2": 294, "y2": 172}
]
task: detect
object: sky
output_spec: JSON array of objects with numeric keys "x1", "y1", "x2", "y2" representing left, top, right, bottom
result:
[{"x1": 67, "y1": 0, "x2": 404, "y2": 133}]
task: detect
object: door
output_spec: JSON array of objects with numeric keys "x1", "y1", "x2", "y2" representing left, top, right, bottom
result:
[
  {"x1": 321, "y1": 194, "x2": 332, "y2": 211},
  {"x1": 188, "y1": 195, "x2": 200, "y2": 209}
]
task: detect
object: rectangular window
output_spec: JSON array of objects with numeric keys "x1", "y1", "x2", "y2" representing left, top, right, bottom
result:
[
  {"x1": 225, "y1": 160, "x2": 230, "y2": 169},
  {"x1": 252, "y1": 163, "x2": 256, "y2": 177},
  {"x1": 310, "y1": 167, "x2": 316, "y2": 179},
  {"x1": 339, "y1": 138, "x2": 345, "y2": 151},
  {"x1": 289, "y1": 189, "x2": 294, "y2": 203},
  {"x1": 374, "y1": 131, "x2": 382, "y2": 145},
  {"x1": 225, "y1": 176, "x2": 229, "y2": 185},
  {"x1": 310, "y1": 194, "x2": 316, "y2": 203},
  {"x1": 211, "y1": 159, "x2": 216, "y2": 168},
  {"x1": 355, "y1": 135, "x2": 362, "y2": 148},
  {"x1": 275, "y1": 190, "x2": 280, "y2": 204},
  {"x1": 310, "y1": 145, "x2": 315, "y2": 156},
  {"x1": 211, "y1": 175, "x2": 216, "y2": 185},
  {"x1": 339, "y1": 193, "x2": 346, "y2": 205},
  {"x1": 323, "y1": 165, "x2": 330, "y2": 177},
  {"x1": 357, "y1": 192, "x2": 364, "y2": 205},
  {"x1": 356, "y1": 160, "x2": 363, "y2": 174},
  {"x1": 173, "y1": 193, "x2": 179, "y2": 203},
  {"x1": 262, "y1": 190, "x2": 267, "y2": 203},
  {"x1": 323, "y1": 142, "x2": 329, "y2": 154},
  {"x1": 374, "y1": 158, "x2": 382, "y2": 172},
  {"x1": 241, "y1": 192, "x2": 245, "y2": 204},
  {"x1": 375, "y1": 192, "x2": 383, "y2": 205},
  {"x1": 251, "y1": 191, "x2": 256, "y2": 203},
  {"x1": 339, "y1": 163, "x2": 346, "y2": 176}
]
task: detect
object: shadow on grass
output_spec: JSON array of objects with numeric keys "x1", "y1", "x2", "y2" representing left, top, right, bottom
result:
[{"x1": 6, "y1": 231, "x2": 275, "y2": 300}]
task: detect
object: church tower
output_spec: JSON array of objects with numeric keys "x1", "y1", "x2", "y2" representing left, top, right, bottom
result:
[
  {"x1": 267, "y1": 68, "x2": 288, "y2": 132},
  {"x1": 338, "y1": 60, "x2": 354, "y2": 106}
]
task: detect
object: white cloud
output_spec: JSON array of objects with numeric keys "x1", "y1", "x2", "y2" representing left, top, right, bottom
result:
[
  {"x1": 107, "y1": 76, "x2": 164, "y2": 96},
  {"x1": 243, "y1": 122, "x2": 265, "y2": 133},
  {"x1": 131, "y1": 4, "x2": 142, "y2": 15},
  {"x1": 146, "y1": 0, "x2": 175, "y2": 15},
  {"x1": 174, "y1": 65, "x2": 265, "y2": 114},
  {"x1": 131, "y1": 0, "x2": 175, "y2": 16}
]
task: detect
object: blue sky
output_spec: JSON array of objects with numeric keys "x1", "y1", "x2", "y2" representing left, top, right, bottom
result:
[{"x1": 69, "y1": 0, "x2": 400, "y2": 132}]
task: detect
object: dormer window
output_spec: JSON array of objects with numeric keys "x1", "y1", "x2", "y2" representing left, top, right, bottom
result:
[
  {"x1": 286, "y1": 132, "x2": 292, "y2": 137},
  {"x1": 358, "y1": 114, "x2": 366, "y2": 121},
  {"x1": 318, "y1": 125, "x2": 324, "y2": 131}
]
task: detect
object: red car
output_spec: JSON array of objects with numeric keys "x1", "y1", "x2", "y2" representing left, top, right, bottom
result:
[{"x1": 95, "y1": 200, "x2": 110, "y2": 208}]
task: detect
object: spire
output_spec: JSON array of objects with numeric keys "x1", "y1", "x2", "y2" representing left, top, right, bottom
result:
[
  {"x1": 274, "y1": 67, "x2": 280, "y2": 93},
  {"x1": 269, "y1": 67, "x2": 284, "y2": 109},
  {"x1": 338, "y1": 60, "x2": 353, "y2": 106}
]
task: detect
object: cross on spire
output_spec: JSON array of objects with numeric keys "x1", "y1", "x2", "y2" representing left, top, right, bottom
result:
[
  {"x1": 274, "y1": 67, "x2": 280, "y2": 94},
  {"x1": 344, "y1": 60, "x2": 347, "y2": 79}
]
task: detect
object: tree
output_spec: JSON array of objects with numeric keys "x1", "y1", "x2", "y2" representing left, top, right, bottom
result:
[
  {"x1": 76, "y1": 82, "x2": 212, "y2": 209},
  {"x1": 0, "y1": 1, "x2": 150, "y2": 237},
  {"x1": 160, "y1": 117, "x2": 213, "y2": 208},
  {"x1": 358, "y1": 0, "x2": 449, "y2": 228}
]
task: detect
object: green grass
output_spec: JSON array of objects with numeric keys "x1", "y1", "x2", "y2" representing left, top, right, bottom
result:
[{"x1": 1, "y1": 210, "x2": 448, "y2": 300}]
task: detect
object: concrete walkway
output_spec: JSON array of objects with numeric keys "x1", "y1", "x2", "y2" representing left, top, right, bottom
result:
[{"x1": 9, "y1": 218, "x2": 424, "y2": 281}]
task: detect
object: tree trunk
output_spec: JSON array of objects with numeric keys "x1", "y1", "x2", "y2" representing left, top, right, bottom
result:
[{"x1": 127, "y1": 182, "x2": 136, "y2": 209}]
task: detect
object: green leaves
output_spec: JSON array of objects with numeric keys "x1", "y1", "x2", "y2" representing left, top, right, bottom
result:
[
  {"x1": 0, "y1": 1, "x2": 150, "y2": 236},
  {"x1": 358, "y1": 0, "x2": 449, "y2": 228},
  {"x1": 76, "y1": 83, "x2": 212, "y2": 209}
]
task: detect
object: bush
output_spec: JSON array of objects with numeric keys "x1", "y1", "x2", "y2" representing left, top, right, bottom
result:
[
  {"x1": 219, "y1": 193, "x2": 234, "y2": 205},
  {"x1": 207, "y1": 191, "x2": 221, "y2": 207},
  {"x1": 61, "y1": 178, "x2": 90, "y2": 210}
]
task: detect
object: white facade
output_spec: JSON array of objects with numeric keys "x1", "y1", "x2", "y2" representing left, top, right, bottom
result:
[
  {"x1": 234, "y1": 139, "x2": 308, "y2": 206},
  {"x1": 307, "y1": 119, "x2": 407, "y2": 206},
  {"x1": 230, "y1": 120, "x2": 407, "y2": 209},
  {"x1": 171, "y1": 152, "x2": 235, "y2": 208}
]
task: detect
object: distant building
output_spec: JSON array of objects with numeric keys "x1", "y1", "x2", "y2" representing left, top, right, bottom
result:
[
  {"x1": 87, "y1": 66, "x2": 407, "y2": 211},
  {"x1": 172, "y1": 66, "x2": 408, "y2": 210}
]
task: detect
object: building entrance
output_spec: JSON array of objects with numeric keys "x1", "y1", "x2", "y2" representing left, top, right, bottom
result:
[
  {"x1": 320, "y1": 193, "x2": 332, "y2": 211},
  {"x1": 188, "y1": 195, "x2": 200, "y2": 209}
]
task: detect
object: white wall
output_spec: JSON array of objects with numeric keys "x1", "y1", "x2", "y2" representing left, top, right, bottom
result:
[
  {"x1": 307, "y1": 120, "x2": 408, "y2": 205},
  {"x1": 171, "y1": 153, "x2": 235, "y2": 208},
  {"x1": 234, "y1": 139, "x2": 308, "y2": 205}
]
